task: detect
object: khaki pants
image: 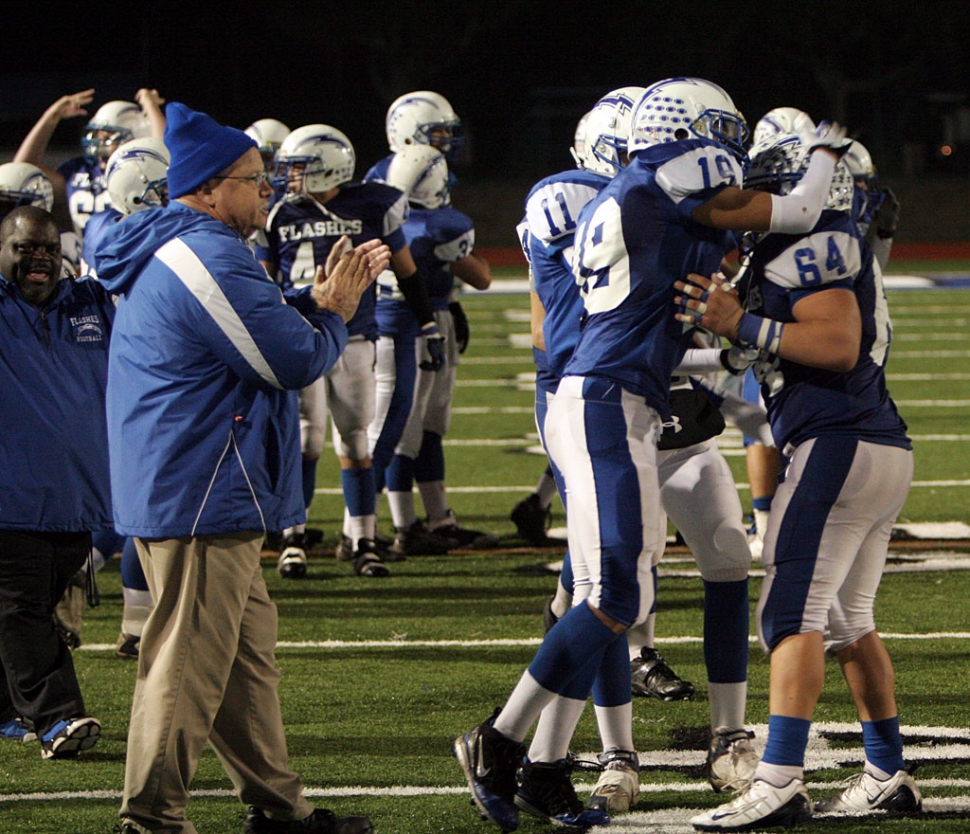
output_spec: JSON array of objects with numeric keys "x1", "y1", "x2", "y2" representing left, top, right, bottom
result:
[{"x1": 121, "y1": 533, "x2": 311, "y2": 833}]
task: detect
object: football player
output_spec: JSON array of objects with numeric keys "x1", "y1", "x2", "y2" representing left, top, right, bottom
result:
[
  {"x1": 505, "y1": 88, "x2": 643, "y2": 828},
  {"x1": 455, "y1": 77, "x2": 850, "y2": 833},
  {"x1": 364, "y1": 90, "x2": 463, "y2": 185},
  {"x1": 257, "y1": 124, "x2": 442, "y2": 577},
  {"x1": 244, "y1": 118, "x2": 291, "y2": 172},
  {"x1": 509, "y1": 108, "x2": 592, "y2": 547},
  {"x1": 525, "y1": 88, "x2": 766, "y2": 816},
  {"x1": 681, "y1": 129, "x2": 919, "y2": 830},
  {"x1": 82, "y1": 137, "x2": 170, "y2": 274},
  {"x1": 365, "y1": 144, "x2": 496, "y2": 554},
  {"x1": 14, "y1": 89, "x2": 165, "y2": 237},
  {"x1": 738, "y1": 107, "x2": 817, "y2": 555},
  {"x1": 844, "y1": 139, "x2": 899, "y2": 271}
]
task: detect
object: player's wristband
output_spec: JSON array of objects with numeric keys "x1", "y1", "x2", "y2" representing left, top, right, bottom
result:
[{"x1": 737, "y1": 313, "x2": 784, "y2": 354}]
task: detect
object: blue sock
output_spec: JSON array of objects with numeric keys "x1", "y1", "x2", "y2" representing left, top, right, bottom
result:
[
  {"x1": 528, "y1": 602, "x2": 619, "y2": 700},
  {"x1": 385, "y1": 454, "x2": 414, "y2": 493},
  {"x1": 120, "y1": 538, "x2": 148, "y2": 591},
  {"x1": 752, "y1": 495, "x2": 773, "y2": 512},
  {"x1": 341, "y1": 467, "x2": 376, "y2": 517},
  {"x1": 703, "y1": 579, "x2": 749, "y2": 683},
  {"x1": 302, "y1": 457, "x2": 318, "y2": 509},
  {"x1": 762, "y1": 715, "x2": 811, "y2": 767},
  {"x1": 862, "y1": 717, "x2": 906, "y2": 775}
]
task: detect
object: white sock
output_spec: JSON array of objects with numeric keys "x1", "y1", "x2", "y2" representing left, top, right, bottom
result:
[
  {"x1": 709, "y1": 681, "x2": 748, "y2": 732},
  {"x1": 754, "y1": 509, "x2": 770, "y2": 540},
  {"x1": 754, "y1": 761, "x2": 804, "y2": 785},
  {"x1": 551, "y1": 585, "x2": 573, "y2": 619},
  {"x1": 594, "y1": 701, "x2": 635, "y2": 752},
  {"x1": 627, "y1": 616, "x2": 655, "y2": 660},
  {"x1": 528, "y1": 696, "x2": 587, "y2": 762},
  {"x1": 121, "y1": 589, "x2": 153, "y2": 637},
  {"x1": 90, "y1": 547, "x2": 107, "y2": 572},
  {"x1": 492, "y1": 671, "x2": 557, "y2": 743},
  {"x1": 536, "y1": 472, "x2": 558, "y2": 509},
  {"x1": 419, "y1": 480, "x2": 449, "y2": 523},
  {"x1": 348, "y1": 514, "x2": 376, "y2": 547},
  {"x1": 863, "y1": 759, "x2": 894, "y2": 780},
  {"x1": 388, "y1": 491, "x2": 416, "y2": 529}
]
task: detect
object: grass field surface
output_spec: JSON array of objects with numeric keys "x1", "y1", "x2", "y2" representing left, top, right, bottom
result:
[{"x1": 1, "y1": 282, "x2": 968, "y2": 833}]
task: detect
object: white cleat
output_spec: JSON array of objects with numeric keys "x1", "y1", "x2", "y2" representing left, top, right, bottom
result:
[
  {"x1": 707, "y1": 728, "x2": 760, "y2": 793},
  {"x1": 814, "y1": 768, "x2": 922, "y2": 815},
  {"x1": 691, "y1": 777, "x2": 812, "y2": 831},
  {"x1": 587, "y1": 749, "x2": 640, "y2": 814}
]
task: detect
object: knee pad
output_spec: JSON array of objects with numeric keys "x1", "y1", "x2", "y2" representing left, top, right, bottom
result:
[
  {"x1": 694, "y1": 519, "x2": 751, "y2": 583},
  {"x1": 301, "y1": 420, "x2": 326, "y2": 457},
  {"x1": 334, "y1": 427, "x2": 370, "y2": 461}
]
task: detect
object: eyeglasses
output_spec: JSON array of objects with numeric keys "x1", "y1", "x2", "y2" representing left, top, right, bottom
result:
[{"x1": 212, "y1": 171, "x2": 271, "y2": 188}]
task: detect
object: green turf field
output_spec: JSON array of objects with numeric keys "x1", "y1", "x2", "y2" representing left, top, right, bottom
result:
[{"x1": 1, "y1": 286, "x2": 968, "y2": 833}]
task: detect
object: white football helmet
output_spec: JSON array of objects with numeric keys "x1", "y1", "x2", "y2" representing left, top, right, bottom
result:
[
  {"x1": 275, "y1": 124, "x2": 356, "y2": 194},
  {"x1": 83, "y1": 101, "x2": 151, "y2": 166},
  {"x1": 630, "y1": 77, "x2": 748, "y2": 162},
  {"x1": 386, "y1": 144, "x2": 450, "y2": 209},
  {"x1": 245, "y1": 118, "x2": 291, "y2": 169},
  {"x1": 385, "y1": 91, "x2": 462, "y2": 156},
  {"x1": 751, "y1": 107, "x2": 816, "y2": 147},
  {"x1": 746, "y1": 132, "x2": 854, "y2": 214},
  {"x1": 569, "y1": 111, "x2": 590, "y2": 169},
  {"x1": 843, "y1": 140, "x2": 877, "y2": 183},
  {"x1": 580, "y1": 86, "x2": 645, "y2": 176},
  {"x1": 105, "y1": 137, "x2": 170, "y2": 216},
  {"x1": 0, "y1": 162, "x2": 54, "y2": 214}
]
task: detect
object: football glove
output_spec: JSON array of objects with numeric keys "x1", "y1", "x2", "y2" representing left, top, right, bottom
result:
[
  {"x1": 804, "y1": 121, "x2": 851, "y2": 158},
  {"x1": 874, "y1": 187, "x2": 900, "y2": 238},
  {"x1": 449, "y1": 301, "x2": 470, "y2": 354},
  {"x1": 419, "y1": 323, "x2": 446, "y2": 372},
  {"x1": 720, "y1": 344, "x2": 761, "y2": 375}
]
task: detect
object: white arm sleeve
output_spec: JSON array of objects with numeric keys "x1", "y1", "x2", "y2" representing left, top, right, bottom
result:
[
  {"x1": 674, "y1": 348, "x2": 724, "y2": 374},
  {"x1": 717, "y1": 387, "x2": 775, "y2": 446},
  {"x1": 768, "y1": 152, "x2": 836, "y2": 234}
]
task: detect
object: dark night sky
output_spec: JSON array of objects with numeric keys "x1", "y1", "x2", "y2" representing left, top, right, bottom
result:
[{"x1": 3, "y1": 1, "x2": 968, "y2": 181}]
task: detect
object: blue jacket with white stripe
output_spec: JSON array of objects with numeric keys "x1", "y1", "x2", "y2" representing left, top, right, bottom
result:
[
  {"x1": 93, "y1": 202, "x2": 348, "y2": 538},
  {"x1": 0, "y1": 275, "x2": 115, "y2": 532}
]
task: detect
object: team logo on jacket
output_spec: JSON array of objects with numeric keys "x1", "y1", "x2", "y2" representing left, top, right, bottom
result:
[{"x1": 71, "y1": 314, "x2": 104, "y2": 343}]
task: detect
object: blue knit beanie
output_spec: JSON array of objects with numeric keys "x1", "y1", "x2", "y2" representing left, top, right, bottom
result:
[{"x1": 164, "y1": 103, "x2": 257, "y2": 198}]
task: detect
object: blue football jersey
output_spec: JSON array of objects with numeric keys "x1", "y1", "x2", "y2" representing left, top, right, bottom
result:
[
  {"x1": 523, "y1": 168, "x2": 610, "y2": 382},
  {"x1": 364, "y1": 153, "x2": 459, "y2": 194},
  {"x1": 381, "y1": 205, "x2": 474, "y2": 308},
  {"x1": 257, "y1": 182, "x2": 408, "y2": 339},
  {"x1": 363, "y1": 155, "x2": 392, "y2": 184},
  {"x1": 742, "y1": 210, "x2": 910, "y2": 451},
  {"x1": 563, "y1": 139, "x2": 740, "y2": 413},
  {"x1": 58, "y1": 156, "x2": 110, "y2": 235}
]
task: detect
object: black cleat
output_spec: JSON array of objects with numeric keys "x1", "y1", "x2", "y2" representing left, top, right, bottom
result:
[
  {"x1": 630, "y1": 647, "x2": 695, "y2": 701},
  {"x1": 510, "y1": 493, "x2": 552, "y2": 545}
]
